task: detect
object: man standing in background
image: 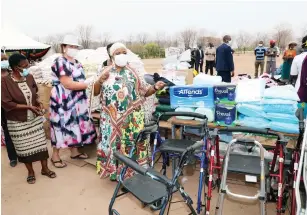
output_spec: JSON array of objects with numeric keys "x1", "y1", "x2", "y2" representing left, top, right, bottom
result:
[
  {"x1": 254, "y1": 41, "x2": 266, "y2": 78},
  {"x1": 216, "y1": 35, "x2": 235, "y2": 83},
  {"x1": 205, "y1": 43, "x2": 216, "y2": 75},
  {"x1": 189, "y1": 47, "x2": 196, "y2": 69},
  {"x1": 195, "y1": 45, "x2": 204, "y2": 73},
  {"x1": 266, "y1": 40, "x2": 278, "y2": 74}
]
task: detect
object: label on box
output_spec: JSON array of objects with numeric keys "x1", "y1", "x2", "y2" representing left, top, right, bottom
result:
[
  {"x1": 214, "y1": 85, "x2": 236, "y2": 104},
  {"x1": 170, "y1": 86, "x2": 214, "y2": 108},
  {"x1": 215, "y1": 104, "x2": 237, "y2": 126}
]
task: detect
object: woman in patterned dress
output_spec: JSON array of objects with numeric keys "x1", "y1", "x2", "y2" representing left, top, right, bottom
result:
[
  {"x1": 1, "y1": 54, "x2": 55, "y2": 184},
  {"x1": 93, "y1": 43, "x2": 165, "y2": 180},
  {"x1": 49, "y1": 35, "x2": 97, "y2": 168}
]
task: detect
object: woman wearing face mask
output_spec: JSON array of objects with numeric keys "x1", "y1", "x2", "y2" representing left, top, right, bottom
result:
[
  {"x1": 93, "y1": 43, "x2": 165, "y2": 180},
  {"x1": 49, "y1": 34, "x2": 97, "y2": 168},
  {"x1": 1, "y1": 54, "x2": 55, "y2": 184},
  {"x1": 281, "y1": 41, "x2": 297, "y2": 80}
]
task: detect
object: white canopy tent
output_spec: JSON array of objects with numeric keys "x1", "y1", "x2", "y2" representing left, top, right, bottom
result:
[{"x1": 1, "y1": 27, "x2": 50, "y2": 51}]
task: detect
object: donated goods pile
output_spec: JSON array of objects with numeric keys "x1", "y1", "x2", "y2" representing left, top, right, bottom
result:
[{"x1": 167, "y1": 73, "x2": 300, "y2": 134}]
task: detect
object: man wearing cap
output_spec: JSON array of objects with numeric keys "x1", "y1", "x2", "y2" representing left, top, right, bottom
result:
[
  {"x1": 254, "y1": 41, "x2": 266, "y2": 78},
  {"x1": 216, "y1": 35, "x2": 235, "y2": 83},
  {"x1": 266, "y1": 40, "x2": 278, "y2": 74}
]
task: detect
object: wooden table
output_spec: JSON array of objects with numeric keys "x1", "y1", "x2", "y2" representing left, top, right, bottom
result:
[
  {"x1": 162, "y1": 117, "x2": 298, "y2": 149},
  {"x1": 91, "y1": 114, "x2": 298, "y2": 149}
]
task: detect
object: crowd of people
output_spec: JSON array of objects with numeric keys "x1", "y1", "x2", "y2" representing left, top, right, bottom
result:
[
  {"x1": 1, "y1": 33, "x2": 306, "y2": 184},
  {"x1": 1, "y1": 34, "x2": 165, "y2": 183},
  {"x1": 190, "y1": 34, "x2": 307, "y2": 88}
]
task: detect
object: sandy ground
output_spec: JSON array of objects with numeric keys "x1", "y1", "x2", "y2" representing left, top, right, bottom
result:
[
  {"x1": 2, "y1": 144, "x2": 282, "y2": 215},
  {"x1": 2, "y1": 54, "x2": 286, "y2": 215}
]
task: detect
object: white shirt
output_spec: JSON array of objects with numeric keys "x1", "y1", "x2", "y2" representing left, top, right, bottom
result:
[
  {"x1": 199, "y1": 49, "x2": 202, "y2": 58},
  {"x1": 290, "y1": 51, "x2": 307, "y2": 92}
]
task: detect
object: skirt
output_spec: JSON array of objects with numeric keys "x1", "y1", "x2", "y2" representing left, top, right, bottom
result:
[
  {"x1": 281, "y1": 59, "x2": 293, "y2": 80},
  {"x1": 7, "y1": 116, "x2": 49, "y2": 163}
]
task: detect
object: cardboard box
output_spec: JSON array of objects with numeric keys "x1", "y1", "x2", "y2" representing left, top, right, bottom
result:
[
  {"x1": 170, "y1": 85, "x2": 214, "y2": 108},
  {"x1": 215, "y1": 103, "x2": 237, "y2": 126},
  {"x1": 213, "y1": 84, "x2": 236, "y2": 104}
]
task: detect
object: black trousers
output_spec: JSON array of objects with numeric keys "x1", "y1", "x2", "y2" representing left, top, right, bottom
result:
[
  {"x1": 1, "y1": 108, "x2": 17, "y2": 161},
  {"x1": 189, "y1": 60, "x2": 195, "y2": 69},
  {"x1": 217, "y1": 71, "x2": 232, "y2": 83},
  {"x1": 205, "y1": 61, "x2": 214, "y2": 75},
  {"x1": 195, "y1": 60, "x2": 204, "y2": 73}
]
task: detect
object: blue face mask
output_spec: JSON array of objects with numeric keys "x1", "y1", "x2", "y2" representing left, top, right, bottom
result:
[
  {"x1": 1, "y1": 60, "x2": 9, "y2": 69},
  {"x1": 18, "y1": 67, "x2": 29, "y2": 77}
]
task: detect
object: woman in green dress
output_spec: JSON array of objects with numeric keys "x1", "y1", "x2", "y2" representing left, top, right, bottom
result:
[{"x1": 93, "y1": 43, "x2": 165, "y2": 180}]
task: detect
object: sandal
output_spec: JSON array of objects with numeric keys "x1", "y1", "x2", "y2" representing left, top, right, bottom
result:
[
  {"x1": 41, "y1": 170, "x2": 57, "y2": 178},
  {"x1": 51, "y1": 159, "x2": 67, "y2": 168},
  {"x1": 70, "y1": 153, "x2": 88, "y2": 160},
  {"x1": 27, "y1": 176, "x2": 36, "y2": 184}
]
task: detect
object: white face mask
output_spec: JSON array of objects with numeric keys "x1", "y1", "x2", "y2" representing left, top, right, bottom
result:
[
  {"x1": 259, "y1": 44, "x2": 263, "y2": 47},
  {"x1": 114, "y1": 54, "x2": 128, "y2": 67},
  {"x1": 66, "y1": 48, "x2": 78, "y2": 58}
]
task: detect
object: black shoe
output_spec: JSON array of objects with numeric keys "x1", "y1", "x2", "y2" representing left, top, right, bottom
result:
[{"x1": 10, "y1": 160, "x2": 17, "y2": 167}]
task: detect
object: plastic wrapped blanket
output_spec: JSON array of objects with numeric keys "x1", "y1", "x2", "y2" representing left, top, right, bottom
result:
[
  {"x1": 238, "y1": 115, "x2": 270, "y2": 129},
  {"x1": 262, "y1": 99, "x2": 297, "y2": 114},
  {"x1": 264, "y1": 85, "x2": 299, "y2": 101},
  {"x1": 265, "y1": 112, "x2": 298, "y2": 124},
  {"x1": 269, "y1": 121, "x2": 299, "y2": 134},
  {"x1": 235, "y1": 79, "x2": 266, "y2": 103},
  {"x1": 236, "y1": 103, "x2": 265, "y2": 118}
]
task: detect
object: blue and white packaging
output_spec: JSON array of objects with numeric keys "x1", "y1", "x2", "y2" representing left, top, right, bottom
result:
[
  {"x1": 170, "y1": 86, "x2": 214, "y2": 108},
  {"x1": 213, "y1": 84, "x2": 236, "y2": 104},
  {"x1": 215, "y1": 104, "x2": 237, "y2": 126}
]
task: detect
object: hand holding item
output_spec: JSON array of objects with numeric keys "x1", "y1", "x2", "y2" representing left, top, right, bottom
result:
[
  {"x1": 99, "y1": 70, "x2": 110, "y2": 83},
  {"x1": 154, "y1": 81, "x2": 165, "y2": 91},
  {"x1": 30, "y1": 106, "x2": 43, "y2": 116}
]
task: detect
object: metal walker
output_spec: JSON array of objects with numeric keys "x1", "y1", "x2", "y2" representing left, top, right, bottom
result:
[{"x1": 215, "y1": 138, "x2": 267, "y2": 215}]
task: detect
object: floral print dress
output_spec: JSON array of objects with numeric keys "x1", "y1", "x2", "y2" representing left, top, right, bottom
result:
[
  {"x1": 50, "y1": 56, "x2": 97, "y2": 148},
  {"x1": 97, "y1": 65, "x2": 151, "y2": 180}
]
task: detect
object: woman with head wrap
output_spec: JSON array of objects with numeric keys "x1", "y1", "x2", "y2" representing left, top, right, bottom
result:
[{"x1": 93, "y1": 43, "x2": 165, "y2": 180}]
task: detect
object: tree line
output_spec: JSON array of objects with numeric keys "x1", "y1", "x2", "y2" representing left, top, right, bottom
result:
[{"x1": 41, "y1": 23, "x2": 306, "y2": 59}]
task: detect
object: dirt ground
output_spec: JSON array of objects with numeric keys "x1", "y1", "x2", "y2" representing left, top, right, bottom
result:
[
  {"x1": 2, "y1": 144, "x2": 281, "y2": 215},
  {"x1": 1, "y1": 54, "x2": 285, "y2": 215}
]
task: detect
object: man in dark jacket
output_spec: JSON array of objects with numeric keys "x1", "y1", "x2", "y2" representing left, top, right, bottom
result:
[
  {"x1": 195, "y1": 45, "x2": 204, "y2": 73},
  {"x1": 216, "y1": 35, "x2": 235, "y2": 82}
]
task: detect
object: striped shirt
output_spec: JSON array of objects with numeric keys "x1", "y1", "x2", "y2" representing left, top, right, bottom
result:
[{"x1": 254, "y1": 46, "x2": 266, "y2": 61}]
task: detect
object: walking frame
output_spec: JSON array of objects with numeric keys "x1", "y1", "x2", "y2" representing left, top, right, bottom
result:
[
  {"x1": 109, "y1": 121, "x2": 207, "y2": 215},
  {"x1": 211, "y1": 127, "x2": 286, "y2": 215}
]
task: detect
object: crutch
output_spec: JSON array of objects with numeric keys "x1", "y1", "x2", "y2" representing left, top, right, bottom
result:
[
  {"x1": 295, "y1": 118, "x2": 307, "y2": 215},
  {"x1": 215, "y1": 138, "x2": 267, "y2": 215}
]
